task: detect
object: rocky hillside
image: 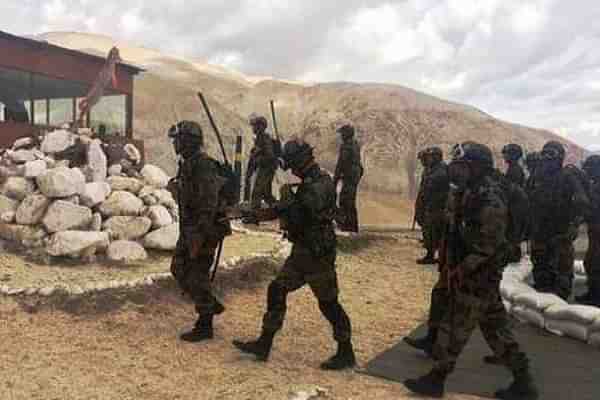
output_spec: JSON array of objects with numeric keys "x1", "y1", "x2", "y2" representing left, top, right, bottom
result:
[{"x1": 39, "y1": 32, "x2": 587, "y2": 196}]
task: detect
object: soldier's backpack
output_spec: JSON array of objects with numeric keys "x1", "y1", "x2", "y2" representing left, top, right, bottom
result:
[{"x1": 213, "y1": 160, "x2": 239, "y2": 207}]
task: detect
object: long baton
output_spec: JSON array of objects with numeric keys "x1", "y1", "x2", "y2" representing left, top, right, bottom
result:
[
  {"x1": 197, "y1": 92, "x2": 230, "y2": 166},
  {"x1": 211, "y1": 240, "x2": 224, "y2": 282},
  {"x1": 269, "y1": 100, "x2": 280, "y2": 140}
]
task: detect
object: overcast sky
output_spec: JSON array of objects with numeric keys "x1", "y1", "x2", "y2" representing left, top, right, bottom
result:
[{"x1": 3, "y1": 0, "x2": 600, "y2": 150}]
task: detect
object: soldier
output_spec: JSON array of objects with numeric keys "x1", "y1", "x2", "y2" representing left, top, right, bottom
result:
[
  {"x1": 417, "y1": 147, "x2": 449, "y2": 264},
  {"x1": 524, "y1": 151, "x2": 540, "y2": 193},
  {"x1": 334, "y1": 124, "x2": 364, "y2": 233},
  {"x1": 404, "y1": 142, "x2": 538, "y2": 400},
  {"x1": 167, "y1": 120, "x2": 232, "y2": 342},
  {"x1": 247, "y1": 114, "x2": 278, "y2": 209},
  {"x1": 502, "y1": 144, "x2": 525, "y2": 187},
  {"x1": 576, "y1": 155, "x2": 600, "y2": 306},
  {"x1": 232, "y1": 138, "x2": 356, "y2": 370},
  {"x1": 414, "y1": 150, "x2": 427, "y2": 232},
  {"x1": 529, "y1": 141, "x2": 590, "y2": 300}
]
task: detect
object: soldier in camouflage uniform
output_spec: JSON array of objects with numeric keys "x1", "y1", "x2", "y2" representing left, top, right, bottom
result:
[
  {"x1": 334, "y1": 124, "x2": 364, "y2": 233},
  {"x1": 247, "y1": 114, "x2": 278, "y2": 209},
  {"x1": 404, "y1": 142, "x2": 538, "y2": 400},
  {"x1": 414, "y1": 150, "x2": 428, "y2": 237},
  {"x1": 417, "y1": 147, "x2": 449, "y2": 264},
  {"x1": 577, "y1": 155, "x2": 600, "y2": 306},
  {"x1": 529, "y1": 141, "x2": 590, "y2": 300},
  {"x1": 167, "y1": 121, "x2": 232, "y2": 342},
  {"x1": 233, "y1": 138, "x2": 356, "y2": 370},
  {"x1": 502, "y1": 144, "x2": 525, "y2": 187}
]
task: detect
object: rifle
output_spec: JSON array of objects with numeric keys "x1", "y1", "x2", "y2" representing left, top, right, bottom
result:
[
  {"x1": 269, "y1": 100, "x2": 281, "y2": 141},
  {"x1": 196, "y1": 92, "x2": 230, "y2": 280}
]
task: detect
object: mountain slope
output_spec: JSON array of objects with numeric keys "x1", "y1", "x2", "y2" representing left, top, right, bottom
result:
[{"x1": 38, "y1": 32, "x2": 586, "y2": 195}]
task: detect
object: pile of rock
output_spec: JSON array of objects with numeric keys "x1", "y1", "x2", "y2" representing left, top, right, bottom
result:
[{"x1": 0, "y1": 129, "x2": 178, "y2": 263}]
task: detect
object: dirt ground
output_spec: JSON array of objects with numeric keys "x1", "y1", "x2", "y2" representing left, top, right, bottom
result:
[{"x1": 0, "y1": 232, "x2": 488, "y2": 400}]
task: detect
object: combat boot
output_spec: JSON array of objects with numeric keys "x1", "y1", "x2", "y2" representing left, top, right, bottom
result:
[
  {"x1": 495, "y1": 370, "x2": 539, "y2": 400},
  {"x1": 404, "y1": 369, "x2": 447, "y2": 398},
  {"x1": 403, "y1": 327, "x2": 437, "y2": 357},
  {"x1": 320, "y1": 341, "x2": 356, "y2": 370},
  {"x1": 180, "y1": 315, "x2": 213, "y2": 343},
  {"x1": 232, "y1": 331, "x2": 274, "y2": 361}
]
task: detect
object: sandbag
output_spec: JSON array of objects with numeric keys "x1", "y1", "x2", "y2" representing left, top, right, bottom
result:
[
  {"x1": 512, "y1": 305, "x2": 545, "y2": 329},
  {"x1": 512, "y1": 292, "x2": 567, "y2": 312},
  {"x1": 543, "y1": 305, "x2": 600, "y2": 325},
  {"x1": 545, "y1": 319, "x2": 589, "y2": 342},
  {"x1": 500, "y1": 280, "x2": 535, "y2": 302}
]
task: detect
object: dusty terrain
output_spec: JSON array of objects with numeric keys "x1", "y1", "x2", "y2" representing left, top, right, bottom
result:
[{"x1": 0, "y1": 231, "x2": 487, "y2": 400}]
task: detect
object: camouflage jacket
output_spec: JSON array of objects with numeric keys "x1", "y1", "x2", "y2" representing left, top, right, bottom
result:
[
  {"x1": 505, "y1": 162, "x2": 525, "y2": 187},
  {"x1": 529, "y1": 165, "x2": 590, "y2": 241},
  {"x1": 249, "y1": 131, "x2": 278, "y2": 171},
  {"x1": 414, "y1": 167, "x2": 430, "y2": 224},
  {"x1": 586, "y1": 179, "x2": 600, "y2": 228},
  {"x1": 422, "y1": 161, "x2": 449, "y2": 214},
  {"x1": 174, "y1": 151, "x2": 231, "y2": 242},
  {"x1": 278, "y1": 165, "x2": 337, "y2": 257},
  {"x1": 334, "y1": 138, "x2": 363, "y2": 183},
  {"x1": 457, "y1": 175, "x2": 509, "y2": 286}
]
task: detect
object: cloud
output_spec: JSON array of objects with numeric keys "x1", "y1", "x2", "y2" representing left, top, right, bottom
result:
[{"x1": 1, "y1": 0, "x2": 600, "y2": 150}]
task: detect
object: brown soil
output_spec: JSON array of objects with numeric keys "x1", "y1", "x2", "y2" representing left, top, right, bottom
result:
[{"x1": 0, "y1": 233, "x2": 484, "y2": 400}]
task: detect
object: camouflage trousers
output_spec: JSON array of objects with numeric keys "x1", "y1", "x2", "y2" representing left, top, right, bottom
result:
[
  {"x1": 251, "y1": 167, "x2": 277, "y2": 208},
  {"x1": 338, "y1": 179, "x2": 360, "y2": 233},
  {"x1": 433, "y1": 286, "x2": 529, "y2": 376},
  {"x1": 171, "y1": 237, "x2": 224, "y2": 317},
  {"x1": 261, "y1": 245, "x2": 352, "y2": 343},
  {"x1": 423, "y1": 210, "x2": 445, "y2": 256},
  {"x1": 584, "y1": 228, "x2": 600, "y2": 294},
  {"x1": 531, "y1": 238, "x2": 575, "y2": 300},
  {"x1": 428, "y1": 271, "x2": 449, "y2": 329}
]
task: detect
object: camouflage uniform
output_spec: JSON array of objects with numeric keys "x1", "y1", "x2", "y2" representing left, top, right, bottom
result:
[
  {"x1": 418, "y1": 148, "x2": 449, "y2": 263},
  {"x1": 248, "y1": 116, "x2": 278, "y2": 209},
  {"x1": 234, "y1": 139, "x2": 355, "y2": 370},
  {"x1": 167, "y1": 121, "x2": 232, "y2": 342},
  {"x1": 414, "y1": 150, "x2": 428, "y2": 231},
  {"x1": 505, "y1": 162, "x2": 525, "y2": 187},
  {"x1": 529, "y1": 142, "x2": 590, "y2": 300},
  {"x1": 578, "y1": 155, "x2": 600, "y2": 305},
  {"x1": 334, "y1": 124, "x2": 363, "y2": 233},
  {"x1": 405, "y1": 142, "x2": 537, "y2": 400}
]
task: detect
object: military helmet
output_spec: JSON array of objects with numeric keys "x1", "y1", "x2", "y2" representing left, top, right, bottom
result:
[
  {"x1": 502, "y1": 143, "x2": 523, "y2": 161},
  {"x1": 541, "y1": 141, "x2": 566, "y2": 161},
  {"x1": 168, "y1": 120, "x2": 203, "y2": 143},
  {"x1": 583, "y1": 155, "x2": 600, "y2": 176},
  {"x1": 249, "y1": 113, "x2": 268, "y2": 128},
  {"x1": 280, "y1": 139, "x2": 314, "y2": 171},
  {"x1": 451, "y1": 141, "x2": 494, "y2": 169},
  {"x1": 337, "y1": 124, "x2": 355, "y2": 140}
]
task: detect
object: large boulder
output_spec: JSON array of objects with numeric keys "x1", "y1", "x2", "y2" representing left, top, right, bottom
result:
[
  {"x1": 12, "y1": 137, "x2": 34, "y2": 151},
  {"x1": 146, "y1": 205, "x2": 173, "y2": 228},
  {"x1": 153, "y1": 189, "x2": 177, "y2": 209},
  {"x1": 0, "y1": 195, "x2": 18, "y2": 216},
  {"x1": 24, "y1": 160, "x2": 47, "y2": 178},
  {"x1": 143, "y1": 223, "x2": 179, "y2": 250},
  {"x1": 107, "y1": 176, "x2": 144, "y2": 194},
  {"x1": 40, "y1": 130, "x2": 74, "y2": 154},
  {"x1": 37, "y1": 167, "x2": 85, "y2": 198},
  {"x1": 87, "y1": 139, "x2": 108, "y2": 182},
  {"x1": 1, "y1": 212, "x2": 15, "y2": 223},
  {"x1": 80, "y1": 182, "x2": 111, "y2": 208},
  {"x1": 98, "y1": 191, "x2": 144, "y2": 217},
  {"x1": 1, "y1": 177, "x2": 35, "y2": 201},
  {"x1": 45, "y1": 231, "x2": 109, "y2": 256},
  {"x1": 103, "y1": 216, "x2": 152, "y2": 240},
  {"x1": 16, "y1": 194, "x2": 51, "y2": 225},
  {"x1": 141, "y1": 165, "x2": 169, "y2": 189},
  {"x1": 8, "y1": 149, "x2": 36, "y2": 164},
  {"x1": 90, "y1": 212, "x2": 102, "y2": 231},
  {"x1": 42, "y1": 200, "x2": 93, "y2": 233},
  {"x1": 108, "y1": 164, "x2": 122, "y2": 176},
  {"x1": 107, "y1": 240, "x2": 148, "y2": 262},
  {"x1": 0, "y1": 223, "x2": 47, "y2": 243}
]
